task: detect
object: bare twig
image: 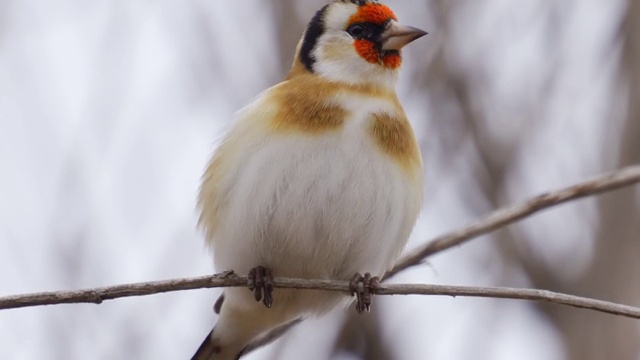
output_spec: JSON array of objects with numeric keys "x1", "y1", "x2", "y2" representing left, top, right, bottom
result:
[
  {"x1": 0, "y1": 272, "x2": 246, "y2": 310},
  {"x1": 1, "y1": 274, "x2": 639, "y2": 319},
  {"x1": 386, "y1": 165, "x2": 640, "y2": 278}
]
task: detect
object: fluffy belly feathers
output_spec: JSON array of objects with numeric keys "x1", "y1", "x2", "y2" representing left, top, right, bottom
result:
[{"x1": 214, "y1": 134, "x2": 414, "y2": 280}]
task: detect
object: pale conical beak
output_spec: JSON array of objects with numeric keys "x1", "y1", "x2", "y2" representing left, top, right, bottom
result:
[{"x1": 381, "y1": 21, "x2": 428, "y2": 51}]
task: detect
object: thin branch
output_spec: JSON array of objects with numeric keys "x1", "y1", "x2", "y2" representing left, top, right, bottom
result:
[
  {"x1": 386, "y1": 164, "x2": 640, "y2": 278},
  {"x1": 0, "y1": 272, "x2": 246, "y2": 310},
  {"x1": 1, "y1": 274, "x2": 639, "y2": 319}
]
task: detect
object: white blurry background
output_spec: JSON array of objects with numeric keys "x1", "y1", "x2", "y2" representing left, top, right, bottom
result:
[{"x1": 1, "y1": 1, "x2": 639, "y2": 359}]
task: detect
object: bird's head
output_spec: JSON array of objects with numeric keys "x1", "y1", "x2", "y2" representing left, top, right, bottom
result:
[{"x1": 290, "y1": 0, "x2": 427, "y2": 88}]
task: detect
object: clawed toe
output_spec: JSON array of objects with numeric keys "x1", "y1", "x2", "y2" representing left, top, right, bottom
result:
[
  {"x1": 248, "y1": 266, "x2": 274, "y2": 308},
  {"x1": 349, "y1": 272, "x2": 380, "y2": 313}
]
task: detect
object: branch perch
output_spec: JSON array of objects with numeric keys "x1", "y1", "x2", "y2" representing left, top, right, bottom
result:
[{"x1": 1, "y1": 273, "x2": 639, "y2": 319}]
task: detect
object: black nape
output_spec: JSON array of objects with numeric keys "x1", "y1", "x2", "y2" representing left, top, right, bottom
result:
[{"x1": 299, "y1": 4, "x2": 330, "y2": 73}]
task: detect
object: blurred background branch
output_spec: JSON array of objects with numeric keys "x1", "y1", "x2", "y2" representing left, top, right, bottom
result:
[{"x1": 387, "y1": 164, "x2": 640, "y2": 278}]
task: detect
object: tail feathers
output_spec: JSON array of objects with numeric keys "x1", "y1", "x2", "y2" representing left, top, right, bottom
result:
[
  {"x1": 190, "y1": 318, "x2": 302, "y2": 359},
  {"x1": 190, "y1": 327, "x2": 246, "y2": 360},
  {"x1": 191, "y1": 328, "x2": 216, "y2": 360}
]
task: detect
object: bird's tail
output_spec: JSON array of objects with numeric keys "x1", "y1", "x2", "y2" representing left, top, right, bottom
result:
[
  {"x1": 190, "y1": 319, "x2": 302, "y2": 360},
  {"x1": 190, "y1": 292, "x2": 300, "y2": 359},
  {"x1": 190, "y1": 326, "x2": 247, "y2": 360},
  {"x1": 191, "y1": 328, "x2": 217, "y2": 360}
]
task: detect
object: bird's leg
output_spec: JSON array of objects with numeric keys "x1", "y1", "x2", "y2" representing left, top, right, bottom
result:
[
  {"x1": 349, "y1": 272, "x2": 380, "y2": 313},
  {"x1": 247, "y1": 266, "x2": 274, "y2": 308},
  {"x1": 262, "y1": 267, "x2": 274, "y2": 308}
]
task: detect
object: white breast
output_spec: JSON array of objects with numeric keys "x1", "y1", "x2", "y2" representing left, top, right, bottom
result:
[{"x1": 202, "y1": 91, "x2": 422, "y2": 312}]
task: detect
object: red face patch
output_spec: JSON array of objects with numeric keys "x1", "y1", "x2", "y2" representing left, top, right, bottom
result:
[
  {"x1": 349, "y1": 4, "x2": 401, "y2": 69},
  {"x1": 348, "y1": 3, "x2": 398, "y2": 25},
  {"x1": 353, "y1": 39, "x2": 402, "y2": 69}
]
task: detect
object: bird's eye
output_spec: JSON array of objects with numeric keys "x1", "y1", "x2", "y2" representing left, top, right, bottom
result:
[{"x1": 347, "y1": 24, "x2": 365, "y2": 37}]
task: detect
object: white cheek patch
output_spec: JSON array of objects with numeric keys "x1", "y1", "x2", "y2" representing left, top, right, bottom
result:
[
  {"x1": 312, "y1": 34, "x2": 399, "y2": 89},
  {"x1": 313, "y1": 34, "x2": 370, "y2": 83}
]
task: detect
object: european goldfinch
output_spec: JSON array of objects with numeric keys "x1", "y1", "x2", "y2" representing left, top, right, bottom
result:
[{"x1": 194, "y1": 1, "x2": 426, "y2": 359}]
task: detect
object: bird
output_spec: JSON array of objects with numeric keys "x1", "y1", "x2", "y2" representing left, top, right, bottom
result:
[{"x1": 193, "y1": 1, "x2": 426, "y2": 359}]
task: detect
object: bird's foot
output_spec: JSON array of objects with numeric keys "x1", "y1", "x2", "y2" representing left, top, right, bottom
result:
[
  {"x1": 247, "y1": 266, "x2": 274, "y2": 308},
  {"x1": 349, "y1": 272, "x2": 380, "y2": 313}
]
